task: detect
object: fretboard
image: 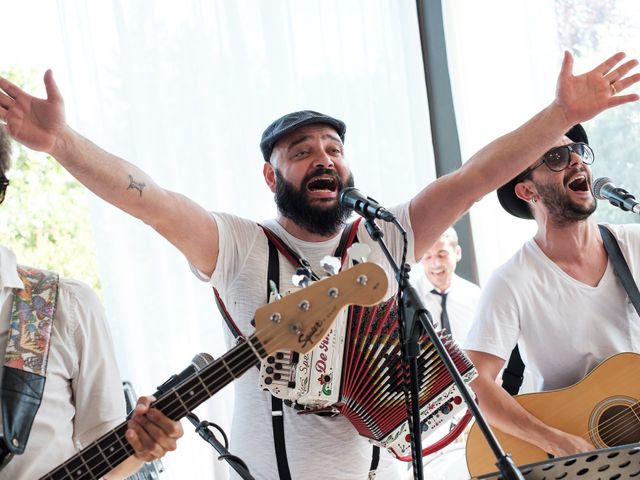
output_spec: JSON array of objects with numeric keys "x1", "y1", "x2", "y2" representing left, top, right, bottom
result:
[{"x1": 40, "y1": 335, "x2": 265, "y2": 480}]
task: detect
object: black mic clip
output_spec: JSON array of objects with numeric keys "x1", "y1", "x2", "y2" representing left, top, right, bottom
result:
[
  {"x1": 608, "y1": 187, "x2": 636, "y2": 211},
  {"x1": 153, "y1": 352, "x2": 214, "y2": 398},
  {"x1": 593, "y1": 177, "x2": 640, "y2": 215},
  {"x1": 338, "y1": 187, "x2": 395, "y2": 222}
]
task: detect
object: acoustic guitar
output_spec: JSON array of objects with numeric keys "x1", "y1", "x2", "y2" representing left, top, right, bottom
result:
[
  {"x1": 465, "y1": 351, "x2": 640, "y2": 477},
  {"x1": 40, "y1": 262, "x2": 388, "y2": 480}
]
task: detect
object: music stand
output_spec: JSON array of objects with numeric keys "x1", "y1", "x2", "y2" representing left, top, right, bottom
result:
[{"x1": 472, "y1": 443, "x2": 640, "y2": 479}]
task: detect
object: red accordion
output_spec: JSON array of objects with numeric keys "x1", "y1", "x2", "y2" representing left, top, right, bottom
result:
[{"x1": 259, "y1": 296, "x2": 476, "y2": 459}]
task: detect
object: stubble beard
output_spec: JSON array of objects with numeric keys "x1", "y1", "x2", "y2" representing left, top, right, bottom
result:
[{"x1": 534, "y1": 181, "x2": 597, "y2": 227}]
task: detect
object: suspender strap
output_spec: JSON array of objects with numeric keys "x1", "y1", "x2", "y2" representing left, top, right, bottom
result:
[
  {"x1": 264, "y1": 232, "x2": 292, "y2": 480},
  {"x1": 0, "y1": 267, "x2": 59, "y2": 465},
  {"x1": 259, "y1": 226, "x2": 320, "y2": 280},
  {"x1": 368, "y1": 445, "x2": 380, "y2": 479},
  {"x1": 266, "y1": 239, "x2": 280, "y2": 303},
  {"x1": 270, "y1": 395, "x2": 291, "y2": 480},
  {"x1": 336, "y1": 218, "x2": 362, "y2": 266},
  {"x1": 259, "y1": 218, "x2": 361, "y2": 275},
  {"x1": 501, "y1": 345, "x2": 525, "y2": 395},
  {"x1": 212, "y1": 288, "x2": 244, "y2": 340},
  {"x1": 599, "y1": 224, "x2": 640, "y2": 316}
]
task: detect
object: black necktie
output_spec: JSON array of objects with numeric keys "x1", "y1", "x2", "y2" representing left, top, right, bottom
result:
[{"x1": 430, "y1": 289, "x2": 451, "y2": 334}]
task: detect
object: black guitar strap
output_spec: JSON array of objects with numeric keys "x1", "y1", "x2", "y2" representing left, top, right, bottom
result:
[
  {"x1": 501, "y1": 345, "x2": 525, "y2": 396},
  {"x1": 501, "y1": 224, "x2": 640, "y2": 395},
  {"x1": 598, "y1": 224, "x2": 640, "y2": 316}
]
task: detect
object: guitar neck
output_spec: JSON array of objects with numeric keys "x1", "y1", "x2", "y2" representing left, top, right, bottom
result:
[{"x1": 41, "y1": 335, "x2": 265, "y2": 480}]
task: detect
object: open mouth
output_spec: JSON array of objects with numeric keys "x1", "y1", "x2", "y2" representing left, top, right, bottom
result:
[
  {"x1": 567, "y1": 174, "x2": 590, "y2": 192},
  {"x1": 306, "y1": 176, "x2": 339, "y2": 193}
]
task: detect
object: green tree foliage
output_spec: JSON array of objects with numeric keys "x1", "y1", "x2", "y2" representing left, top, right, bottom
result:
[
  {"x1": 554, "y1": 0, "x2": 640, "y2": 225},
  {"x1": 0, "y1": 69, "x2": 101, "y2": 293}
]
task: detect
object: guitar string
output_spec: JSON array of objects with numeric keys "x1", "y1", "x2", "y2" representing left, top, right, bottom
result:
[
  {"x1": 43, "y1": 334, "x2": 266, "y2": 479},
  {"x1": 50, "y1": 322, "x2": 470, "y2": 479},
  {"x1": 42, "y1": 268, "x2": 380, "y2": 479},
  {"x1": 45, "y1": 273, "x2": 379, "y2": 479},
  {"x1": 52, "y1": 326, "x2": 471, "y2": 480},
  {"x1": 580, "y1": 399, "x2": 640, "y2": 444},
  {"x1": 593, "y1": 411, "x2": 640, "y2": 446},
  {"x1": 579, "y1": 400, "x2": 640, "y2": 446},
  {"x1": 45, "y1": 277, "x2": 471, "y2": 478}
]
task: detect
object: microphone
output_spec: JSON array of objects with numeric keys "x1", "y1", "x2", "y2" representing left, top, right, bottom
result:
[
  {"x1": 153, "y1": 352, "x2": 214, "y2": 397},
  {"x1": 592, "y1": 177, "x2": 640, "y2": 214},
  {"x1": 338, "y1": 187, "x2": 395, "y2": 221}
]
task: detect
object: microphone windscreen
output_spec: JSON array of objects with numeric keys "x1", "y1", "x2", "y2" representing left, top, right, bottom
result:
[
  {"x1": 192, "y1": 352, "x2": 215, "y2": 370},
  {"x1": 592, "y1": 177, "x2": 612, "y2": 200}
]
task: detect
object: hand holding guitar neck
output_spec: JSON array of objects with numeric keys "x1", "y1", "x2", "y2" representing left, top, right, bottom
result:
[{"x1": 40, "y1": 263, "x2": 387, "y2": 480}]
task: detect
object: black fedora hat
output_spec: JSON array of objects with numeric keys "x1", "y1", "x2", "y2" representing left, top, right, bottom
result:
[{"x1": 496, "y1": 124, "x2": 589, "y2": 219}]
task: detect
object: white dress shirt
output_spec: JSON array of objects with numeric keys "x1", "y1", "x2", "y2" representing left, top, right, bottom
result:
[
  {"x1": 0, "y1": 245, "x2": 126, "y2": 479},
  {"x1": 413, "y1": 271, "x2": 481, "y2": 346}
]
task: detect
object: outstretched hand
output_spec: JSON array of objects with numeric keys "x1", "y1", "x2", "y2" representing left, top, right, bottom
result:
[
  {"x1": 555, "y1": 51, "x2": 640, "y2": 125},
  {"x1": 0, "y1": 69, "x2": 66, "y2": 154},
  {"x1": 126, "y1": 395, "x2": 183, "y2": 462}
]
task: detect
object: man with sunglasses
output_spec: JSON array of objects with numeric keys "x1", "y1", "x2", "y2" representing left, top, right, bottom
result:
[{"x1": 465, "y1": 123, "x2": 640, "y2": 458}]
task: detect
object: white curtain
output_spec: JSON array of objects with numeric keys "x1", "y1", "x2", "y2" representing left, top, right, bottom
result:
[
  {"x1": 442, "y1": 0, "x2": 562, "y2": 284},
  {"x1": 54, "y1": 1, "x2": 435, "y2": 478}
]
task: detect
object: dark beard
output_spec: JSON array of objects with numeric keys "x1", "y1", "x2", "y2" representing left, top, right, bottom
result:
[
  {"x1": 274, "y1": 168, "x2": 355, "y2": 236},
  {"x1": 535, "y1": 180, "x2": 596, "y2": 227}
]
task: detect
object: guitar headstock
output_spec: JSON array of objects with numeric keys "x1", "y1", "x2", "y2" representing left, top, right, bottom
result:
[{"x1": 254, "y1": 262, "x2": 388, "y2": 355}]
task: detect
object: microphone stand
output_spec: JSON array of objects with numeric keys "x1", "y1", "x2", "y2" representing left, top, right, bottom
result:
[
  {"x1": 186, "y1": 413, "x2": 255, "y2": 480},
  {"x1": 362, "y1": 216, "x2": 524, "y2": 480}
]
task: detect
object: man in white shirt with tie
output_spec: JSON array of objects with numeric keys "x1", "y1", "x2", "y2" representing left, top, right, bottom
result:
[{"x1": 414, "y1": 227, "x2": 481, "y2": 345}]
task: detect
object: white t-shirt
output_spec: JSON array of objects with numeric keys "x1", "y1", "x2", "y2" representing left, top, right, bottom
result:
[
  {"x1": 0, "y1": 246, "x2": 126, "y2": 480},
  {"x1": 205, "y1": 204, "x2": 416, "y2": 480},
  {"x1": 465, "y1": 223, "x2": 640, "y2": 392},
  {"x1": 413, "y1": 272, "x2": 481, "y2": 346}
]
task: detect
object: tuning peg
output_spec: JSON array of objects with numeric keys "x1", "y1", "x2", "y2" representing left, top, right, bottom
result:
[
  {"x1": 320, "y1": 255, "x2": 341, "y2": 276},
  {"x1": 292, "y1": 267, "x2": 312, "y2": 288},
  {"x1": 347, "y1": 242, "x2": 371, "y2": 263}
]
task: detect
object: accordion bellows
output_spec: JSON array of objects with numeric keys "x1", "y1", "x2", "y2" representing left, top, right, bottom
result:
[{"x1": 259, "y1": 296, "x2": 477, "y2": 459}]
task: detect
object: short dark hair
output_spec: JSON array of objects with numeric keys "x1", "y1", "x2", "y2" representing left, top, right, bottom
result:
[{"x1": 0, "y1": 127, "x2": 11, "y2": 176}]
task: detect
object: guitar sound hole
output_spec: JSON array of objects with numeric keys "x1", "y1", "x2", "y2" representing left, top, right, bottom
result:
[{"x1": 597, "y1": 404, "x2": 640, "y2": 446}]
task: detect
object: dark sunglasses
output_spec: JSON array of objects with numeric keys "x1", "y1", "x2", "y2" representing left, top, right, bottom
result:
[
  {"x1": 0, "y1": 175, "x2": 9, "y2": 204},
  {"x1": 527, "y1": 142, "x2": 594, "y2": 174}
]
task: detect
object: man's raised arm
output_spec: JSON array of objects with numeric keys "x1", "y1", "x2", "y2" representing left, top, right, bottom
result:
[
  {"x1": 410, "y1": 51, "x2": 640, "y2": 258},
  {"x1": 0, "y1": 70, "x2": 219, "y2": 276}
]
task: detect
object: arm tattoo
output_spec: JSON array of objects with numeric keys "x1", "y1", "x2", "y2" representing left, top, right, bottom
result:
[{"x1": 127, "y1": 174, "x2": 146, "y2": 196}]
